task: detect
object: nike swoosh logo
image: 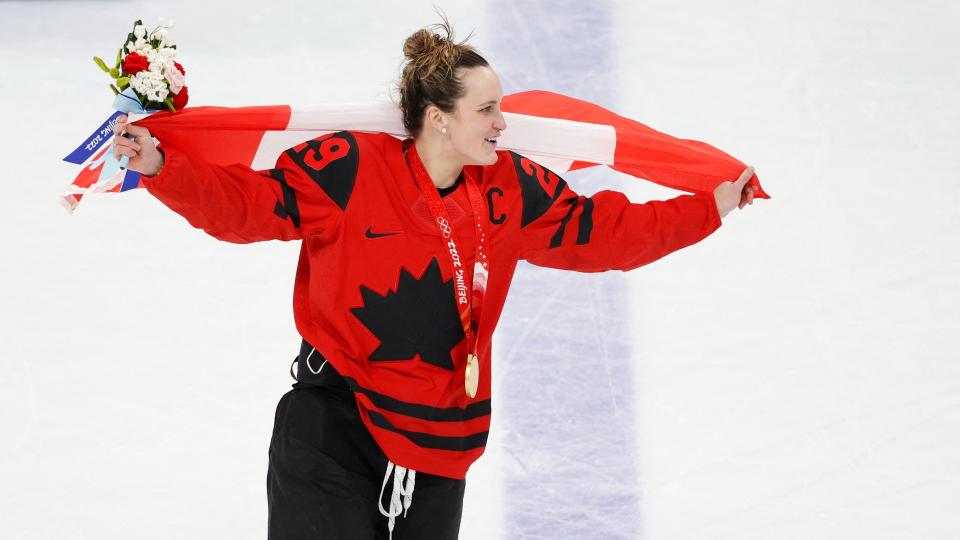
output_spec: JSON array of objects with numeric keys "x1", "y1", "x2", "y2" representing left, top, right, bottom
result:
[{"x1": 365, "y1": 227, "x2": 401, "y2": 239}]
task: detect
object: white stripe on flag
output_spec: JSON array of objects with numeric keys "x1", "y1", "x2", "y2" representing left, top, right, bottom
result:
[
  {"x1": 500, "y1": 113, "x2": 616, "y2": 166},
  {"x1": 286, "y1": 102, "x2": 406, "y2": 133},
  {"x1": 254, "y1": 103, "x2": 616, "y2": 171}
]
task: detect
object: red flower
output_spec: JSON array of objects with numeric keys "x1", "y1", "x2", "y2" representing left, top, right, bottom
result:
[
  {"x1": 122, "y1": 52, "x2": 149, "y2": 75},
  {"x1": 172, "y1": 86, "x2": 189, "y2": 110},
  {"x1": 173, "y1": 62, "x2": 186, "y2": 75}
]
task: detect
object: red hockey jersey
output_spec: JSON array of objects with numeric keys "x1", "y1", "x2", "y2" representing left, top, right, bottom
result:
[{"x1": 143, "y1": 130, "x2": 722, "y2": 479}]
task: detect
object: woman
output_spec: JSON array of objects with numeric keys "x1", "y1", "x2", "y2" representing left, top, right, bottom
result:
[{"x1": 114, "y1": 21, "x2": 756, "y2": 540}]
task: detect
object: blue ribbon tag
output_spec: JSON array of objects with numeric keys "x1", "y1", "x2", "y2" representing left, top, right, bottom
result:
[
  {"x1": 62, "y1": 111, "x2": 126, "y2": 165},
  {"x1": 65, "y1": 88, "x2": 157, "y2": 192},
  {"x1": 63, "y1": 88, "x2": 149, "y2": 165}
]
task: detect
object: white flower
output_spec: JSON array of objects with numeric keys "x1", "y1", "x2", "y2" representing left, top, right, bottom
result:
[
  {"x1": 126, "y1": 41, "x2": 136, "y2": 52},
  {"x1": 130, "y1": 72, "x2": 151, "y2": 94},
  {"x1": 159, "y1": 47, "x2": 177, "y2": 59},
  {"x1": 133, "y1": 68, "x2": 170, "y2": 104},
  {"x1": 157, "y1": 17, "x2": 175, "y2": 28},
  {"x1": 132, "y1": 69, "x2": 167, "y2": 94},
  {"x1": 134, "y1": 24, "x2": 146, "y2": 39},
  {"x1": 147, "y1": 86, "x2": 169, "y2": 102},
  {"x1": 152, "y1": 28, "x2": 168, "y2": 41}
]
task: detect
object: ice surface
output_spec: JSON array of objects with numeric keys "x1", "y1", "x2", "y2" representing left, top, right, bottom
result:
[{"x1": 2, "y1": 0, "x2": 959, "y2": 539}]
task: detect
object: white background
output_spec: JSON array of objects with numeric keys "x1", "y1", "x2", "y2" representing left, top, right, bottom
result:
[{"x1": 1, "y1": 0, "x2": 958, "y2": 538}]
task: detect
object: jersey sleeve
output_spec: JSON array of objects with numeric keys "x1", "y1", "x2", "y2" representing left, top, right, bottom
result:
[
  {"x1": 142, "y1": 131, "x2": 360, "y2": 243},
  {"x1": 510, "y1": 152, "x2": 723, "y2": 272}
]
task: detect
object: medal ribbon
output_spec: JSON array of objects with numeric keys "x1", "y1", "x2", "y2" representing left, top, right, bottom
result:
[{"x1": 405, "y1": 144, "x2": 490, "y2": 381}]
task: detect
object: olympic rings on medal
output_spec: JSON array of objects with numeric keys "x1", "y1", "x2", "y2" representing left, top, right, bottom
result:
[{"x1": 436, "y1": 216, "x2": 452, "y2": 238}]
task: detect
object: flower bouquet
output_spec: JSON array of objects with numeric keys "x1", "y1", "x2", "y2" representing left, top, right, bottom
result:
[
  {"x1": 62, "y1": 18, "x2": 188, "y2": 212},
  {"x1": 93, "y1": 18, "x2": 188, "y2": 113}
]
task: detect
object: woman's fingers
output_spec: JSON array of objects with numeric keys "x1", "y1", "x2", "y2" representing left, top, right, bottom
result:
[
  {"x1": 114, "y1": 136, "x2": 141, "y2": 151},
  {"x1": 112, "y1": 116, "x2": 152, "y2": 140},
  {"x1": 113, "y1": 134, "x2": 141, "y2": 161},
  {"x1": 715, "y1": 166, "x2": 759, "y2": 218},
  {"x1": 114, "y1": 145, "x2": 137, "y2": 160},
  {"x1": 113, "y1": 116, "x2": 128, "y2": 136},
  {"x1": 109, "y1": 116, "x2": 163, "y2": 174},
  {"x1": 734, "y1": 166, "x2": 755, "y2": 188},
  {"x1": 737, "y1": 185, "x2": 757, "y2": 210},
  {"x1": 124, "y1": 123, "x2": 152, "y2": 139},
  {"x1": 111, "y1": 115, "x2": 152, "y2": 162}
]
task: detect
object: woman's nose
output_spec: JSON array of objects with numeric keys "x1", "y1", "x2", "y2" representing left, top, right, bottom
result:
[{"x1": 494, "y1": 112, "x2": 507, "y2": 131}]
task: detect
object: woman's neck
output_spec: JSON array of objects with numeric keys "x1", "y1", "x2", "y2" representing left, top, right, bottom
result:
[{"x1": 413, "y1": 138, "x2": 463, "y2": 189}]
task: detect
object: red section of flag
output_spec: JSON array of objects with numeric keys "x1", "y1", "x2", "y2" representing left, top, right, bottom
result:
[
  {"x1": 72, "y1": 145, "x2": 110, "y2": 189},
  {"x1": 136, "y1": 105, "x2": 292, "y2": 167},
  {"x1": 502, "y1": 90, "x2": 769, "y2": 198}
]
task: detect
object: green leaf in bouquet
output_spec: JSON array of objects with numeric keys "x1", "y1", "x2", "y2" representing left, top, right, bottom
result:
[
  {"x1": 110, "y1": 84, "x2": 120, "y2": 96},
  {"x1": 115, "y1": 48, "x2": 122, "y2": 69},
  {"x1": 117, "y1": 76, "x2": 130, "y2": 89},
  {"x1": 109, "y1": 67, "x2": 119, "y2": 79},
  {"x1": 163, "y1": 98, "x2": 176, "y2": 113},
  {"x1": 93, "y1": 56, "x2": 110, "y2": 73}
]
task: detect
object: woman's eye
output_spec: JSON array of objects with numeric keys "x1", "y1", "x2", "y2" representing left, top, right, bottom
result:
[{"x1": 480, "y1": 106, "x2": 493, "y2": 113}]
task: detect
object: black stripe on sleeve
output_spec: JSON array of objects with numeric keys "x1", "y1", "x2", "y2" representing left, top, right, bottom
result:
[
  {"x1": 576, "y1": 197, "x2": 594, "y2": 245},
  {"x1": 549, "y1": 198, "x2": 580, "y2": 248},
  {"x1": 268, "y1": 168, "x2": 301, "y2": 228}
]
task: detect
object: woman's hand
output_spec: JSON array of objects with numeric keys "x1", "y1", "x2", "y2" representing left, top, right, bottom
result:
[
  {"x1": 112, "y1": 115, "x2": 164, "y2": 176},
  {"x1": 713, "y1": 166, "x2": 756, "y2": 219}
]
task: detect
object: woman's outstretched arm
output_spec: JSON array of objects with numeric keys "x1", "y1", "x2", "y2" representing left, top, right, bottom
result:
[
  {"x1": 113, "y1": 117, "x2": 345, "y2": 243},
  {"x1": 512, "y1": 153, "x2": 755, "y2": 272}
]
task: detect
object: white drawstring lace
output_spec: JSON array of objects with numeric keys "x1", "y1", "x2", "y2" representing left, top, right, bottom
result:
[
  {"x1": 378, "y1": 460, "x2": 416, "y2": 539},
  {"x1": 304, "y1": 347, "x2": 327, "y2": 375},
  {"x1": 289, "y1": 347, "x2": 328, "y2": 380}
]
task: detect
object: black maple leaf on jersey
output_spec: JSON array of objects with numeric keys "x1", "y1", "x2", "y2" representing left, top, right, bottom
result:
[{"x1": 351, "y1": 258, "x2": 465, "y2": 371}]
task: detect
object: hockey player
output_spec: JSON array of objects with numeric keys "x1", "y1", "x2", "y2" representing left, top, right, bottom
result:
[{"x1": 112, "y1": 21, "x2": 757, "y2": 540}]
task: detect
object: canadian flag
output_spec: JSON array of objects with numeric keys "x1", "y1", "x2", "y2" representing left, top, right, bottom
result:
[{"x1": 61, "y1": 90, "x2": 768, "y2": 212}]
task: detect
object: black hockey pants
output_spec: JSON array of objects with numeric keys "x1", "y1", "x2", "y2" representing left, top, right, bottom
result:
[{"x1": 267, "y1": 346, "x2": 466, "y2": 539}]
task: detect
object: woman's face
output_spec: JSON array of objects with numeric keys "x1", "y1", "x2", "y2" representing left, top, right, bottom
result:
[{"x1": 445, "y1": 66, "x2": 507, "y2": 166}]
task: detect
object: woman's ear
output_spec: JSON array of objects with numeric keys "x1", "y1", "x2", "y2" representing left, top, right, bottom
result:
[{"x1": 424, "y1": 104, "x2": 446, "y2": 134}]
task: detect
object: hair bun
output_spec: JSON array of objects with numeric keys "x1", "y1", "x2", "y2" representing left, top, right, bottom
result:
[
  {"x1": 403, "y1": 29, "x2": 439, "y2": 60},
  {"x1": 402, "y1": 24, "x2": 459, "y2": 79}
]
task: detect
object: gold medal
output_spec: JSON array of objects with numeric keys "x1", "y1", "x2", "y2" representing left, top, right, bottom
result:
[{"x1": 465, "y1": 353, "x2": 479, "y2": 398}]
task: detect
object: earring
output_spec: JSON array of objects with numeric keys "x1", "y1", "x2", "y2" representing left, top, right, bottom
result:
[{"x1": 441, "y1": 127, "x2": 447, "y2": 135}]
